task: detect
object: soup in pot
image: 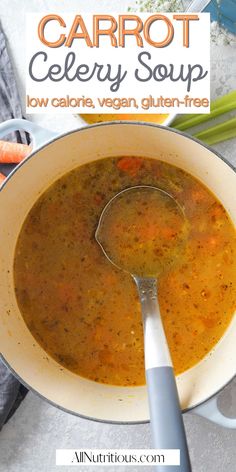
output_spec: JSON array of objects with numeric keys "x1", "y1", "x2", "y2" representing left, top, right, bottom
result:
[{"x1": 14, "y1": 156, "x2": 236, "y2": 386}]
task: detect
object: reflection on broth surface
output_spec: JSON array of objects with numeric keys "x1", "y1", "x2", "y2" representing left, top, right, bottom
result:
[{"x1": 14, "y1": 156, "x2": 236, "y2": 386}]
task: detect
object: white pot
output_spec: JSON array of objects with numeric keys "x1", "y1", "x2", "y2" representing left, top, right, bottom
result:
[{"x1": 0, "y1": 119, "x2": 235, "y2": 428}]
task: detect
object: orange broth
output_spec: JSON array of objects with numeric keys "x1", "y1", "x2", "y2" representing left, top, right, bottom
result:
[{"x1": 14, "y1": 156, "x2": 236, "y2": 386}]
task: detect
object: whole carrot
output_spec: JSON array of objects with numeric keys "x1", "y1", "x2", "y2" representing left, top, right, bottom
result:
[
  {"x1": 0, "y1": 172, "x2": 6, "y2": 184},
  {"x1": 0, "y1": 140, "x2": 30, "y2": 164}
]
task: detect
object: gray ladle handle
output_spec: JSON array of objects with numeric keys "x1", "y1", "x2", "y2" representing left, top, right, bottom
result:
[{"x1": 134, "y1": 277, "x2": 191, "y2": 472}]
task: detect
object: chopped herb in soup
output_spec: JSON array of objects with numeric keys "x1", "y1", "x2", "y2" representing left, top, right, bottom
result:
[{"x1": 14, "y1": 157, "x2": 236, "y2": 386}]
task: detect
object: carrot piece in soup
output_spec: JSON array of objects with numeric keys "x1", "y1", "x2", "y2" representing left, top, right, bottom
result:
[
  {"x1": 101, "y1": 272, "x2": 118, "y2": 288},
  {"x1": 200, "y1": 317, "x2": 218, "y2": 329},
  {"x1": 138, "y1": 223, "x2": 160, "y2": 241},
  {"x1": 57, "y1": 282, "x2": 76, "y2": 303},
  {"x1": 94, "y1": 192, "x2": 104, "y2": 205},
  {"x1": 117, "y1": 157, "x2": 143, "y2": 177},
  {"x1": 191, "y1": 188, "x2": 207, "y2": 203}
]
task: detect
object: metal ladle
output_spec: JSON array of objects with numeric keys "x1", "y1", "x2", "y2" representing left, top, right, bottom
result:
[{"x1": 96, "y1": 185, "x2": 191, "y2": 472}]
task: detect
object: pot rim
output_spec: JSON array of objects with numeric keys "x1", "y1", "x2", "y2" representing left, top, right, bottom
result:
[
  {"x1": 1, "y1": 120, "x2": 235, "y2": 424},
  {"x1": 1, "y1": 352, "x2": 235, "y2": 425},
  {"x1": 1, "y1": 121, "x2": 235, "y2": 193}
]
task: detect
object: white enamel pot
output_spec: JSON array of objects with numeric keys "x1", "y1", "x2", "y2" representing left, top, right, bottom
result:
[{"x1": 0, "y1": 119, "x2": 235, "y2": 427}]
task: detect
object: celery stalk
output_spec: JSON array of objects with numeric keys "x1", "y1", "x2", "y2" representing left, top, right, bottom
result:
[
  {"x1": 198, "y1": 129, "x2": 236, "y2": 146},
  {"x1": 171, "y1": 91, "x2": 236, "y2": 130},
  {"x1": 193, "y1": 117, "x2": 236, "y2": 145}
]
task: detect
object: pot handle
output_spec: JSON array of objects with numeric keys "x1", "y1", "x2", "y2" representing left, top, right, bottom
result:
[
  {"x1": 0, "y1": 118, "x2": 58, "y2": 150},
  {"x1": 193, "y1": 395, "x2": 236, "y2": 429}
]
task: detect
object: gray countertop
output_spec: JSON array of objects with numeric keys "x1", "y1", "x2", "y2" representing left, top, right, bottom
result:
[{"x1": 0, "y1": 1, "x2": 236, "y2": 471}]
